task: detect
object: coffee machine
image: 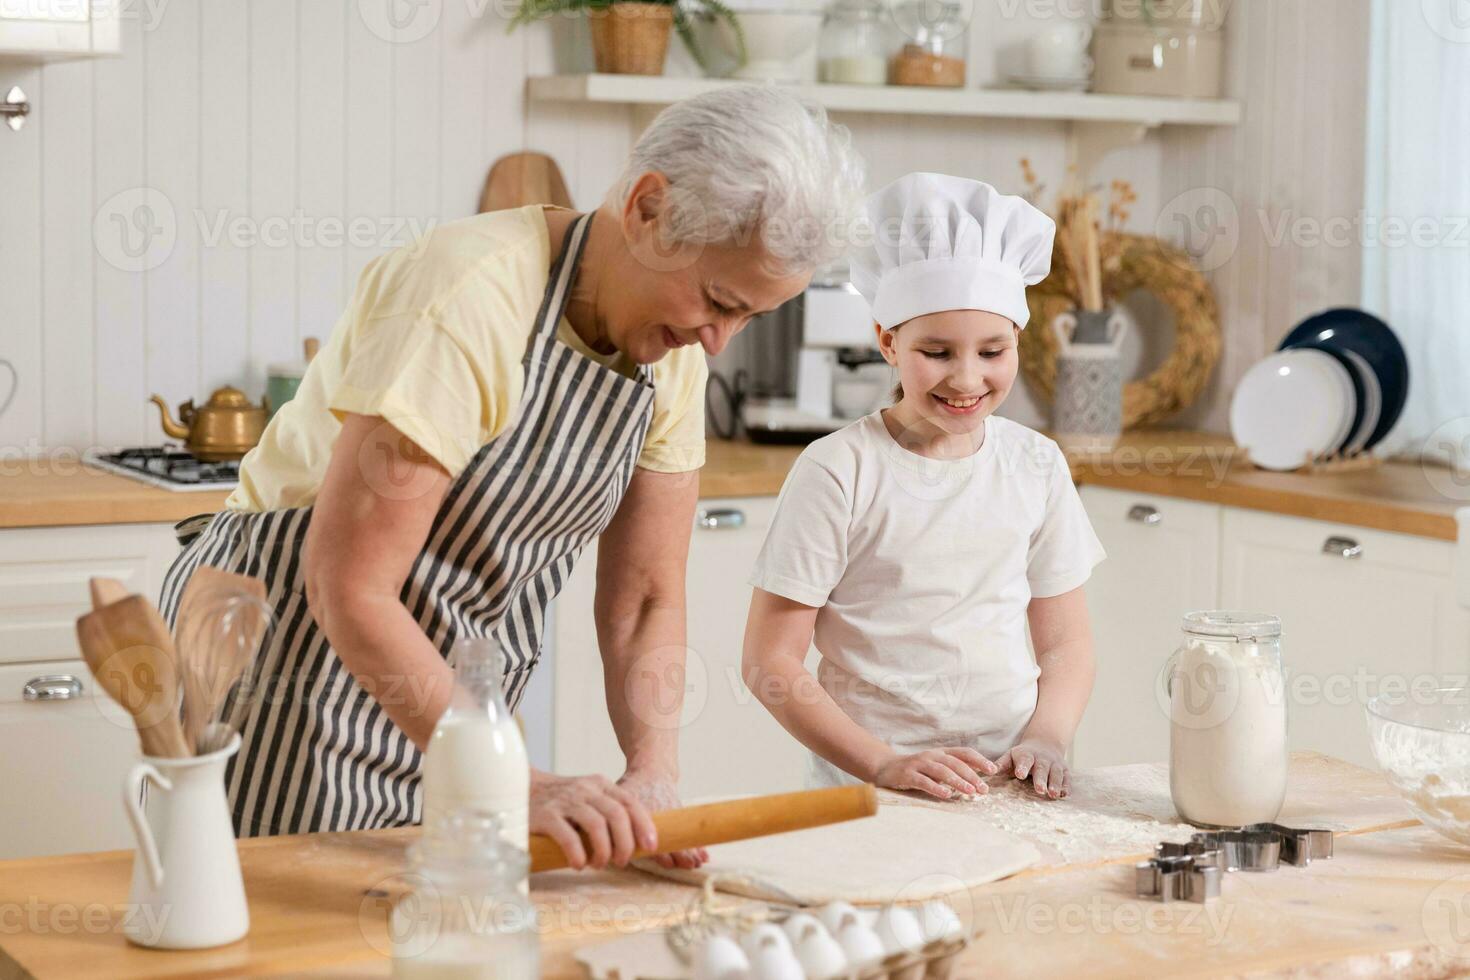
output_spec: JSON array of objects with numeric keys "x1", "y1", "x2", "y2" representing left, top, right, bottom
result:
[{"x1": 741, "y1": 269, "x2": 891, "y2": 443}]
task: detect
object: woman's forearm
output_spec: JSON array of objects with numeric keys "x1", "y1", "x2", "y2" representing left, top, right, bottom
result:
[
  {"x1": 311, "y1": 588, "x2": 455, "y2": 750},
  {"x1": 595, "y1": 595, "x2": 686, "y2": 780}
]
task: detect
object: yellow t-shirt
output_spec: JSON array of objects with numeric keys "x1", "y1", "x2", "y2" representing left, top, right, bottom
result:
[{"x1": 226, "y1": 205, "x2": 708, "y2": 514}]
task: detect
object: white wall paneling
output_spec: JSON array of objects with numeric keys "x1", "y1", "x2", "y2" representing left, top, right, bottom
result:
[
  {"x1": 1162, "y1": 0, "x2": 1372, "y2": 432},
  {"x1": 0, "y1": 0, "x2": 1370, "y2": 451}
]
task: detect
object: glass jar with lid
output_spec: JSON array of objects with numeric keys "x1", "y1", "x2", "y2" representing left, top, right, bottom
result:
[
  {"x1": 1163, "y1": 611, "x2": 1288, "y2": 828},
  {"x1": 888, "y1": 0, "x2": 968, "y2": 86},
  {"x1": 818, "y1": 0, "x2": 893, "y2": 85},
  {"x1": 390, "y1": 807, "x2": 539, "y2": 979}
]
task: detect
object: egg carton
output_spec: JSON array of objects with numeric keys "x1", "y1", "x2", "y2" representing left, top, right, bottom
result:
[{"x1": 574, "y1": 905, "x2": 971, "y2": 980}]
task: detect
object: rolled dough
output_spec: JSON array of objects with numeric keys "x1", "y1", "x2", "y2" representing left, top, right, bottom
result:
[{"x1": 638, "y1": 803, "x2": 1040, "y2": 906}]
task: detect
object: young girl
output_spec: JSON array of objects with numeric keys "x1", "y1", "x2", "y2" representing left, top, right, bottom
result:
[{"x1": 743, "y1": 173, "x2": 1104, "y2": 801}]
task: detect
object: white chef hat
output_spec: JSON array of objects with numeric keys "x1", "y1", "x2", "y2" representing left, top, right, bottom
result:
[{"x1": 850, "y1": 173, "x2": 1056, "y2": 331}]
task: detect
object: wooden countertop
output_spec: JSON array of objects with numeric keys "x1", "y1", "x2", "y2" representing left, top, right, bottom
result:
[
  {"x1": 0, "y1": 753, "x2": 1452, "y2": 979},
  {"x1": 0, "y1": 462, "x2": 232, "y2": 530},
  {"x1": 3, "y1": 433, "x2": 1465, "y2": 542}
]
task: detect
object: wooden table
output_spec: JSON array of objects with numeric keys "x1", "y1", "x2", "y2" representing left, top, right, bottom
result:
[{"x1": 1, "y1": 753, "x2": 1464, "y2": 979}]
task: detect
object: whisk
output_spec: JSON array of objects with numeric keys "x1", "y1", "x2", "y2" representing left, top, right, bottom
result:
[{"x1": 174, "y1": 568, "x2": 275, "y2": 754}]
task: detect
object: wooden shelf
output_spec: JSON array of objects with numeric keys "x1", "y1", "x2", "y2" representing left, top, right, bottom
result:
[{"x1": 528, "y1": 73, "x2": 1242, "y2": 128}]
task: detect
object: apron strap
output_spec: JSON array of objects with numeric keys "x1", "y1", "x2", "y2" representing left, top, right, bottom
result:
[{"x1": 533, "y1": 211, "x2": 595, "y2": 341}]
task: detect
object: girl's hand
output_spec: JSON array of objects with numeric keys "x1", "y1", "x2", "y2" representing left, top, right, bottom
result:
[
  {"x1": 997, "y1": 738, "x2": 1070, "y2": 799},
  {"x1": 872, "y1": 747, "x2": 998, "y2": 800}
]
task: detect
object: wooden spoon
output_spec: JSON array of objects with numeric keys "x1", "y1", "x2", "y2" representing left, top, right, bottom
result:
[
  {"x1": 76, "y1": 596, "x2": 192, "y2": 758},
  {"x1": 175, "y1": 567, "x2": 270, "y2": 754}
]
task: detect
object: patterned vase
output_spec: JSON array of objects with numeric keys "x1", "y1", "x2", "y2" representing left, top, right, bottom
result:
[{"x1": 1051, "y1": 309, "x2": 1128, "y2": 454}]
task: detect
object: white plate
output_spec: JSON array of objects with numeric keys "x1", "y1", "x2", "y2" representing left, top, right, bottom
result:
[
  {"x1": 1230, "y1": 349, "x2": 1355, "y2": 471},
  {"x1": 1005, "y1": 73, "x2": 1091, "y2": 92}
]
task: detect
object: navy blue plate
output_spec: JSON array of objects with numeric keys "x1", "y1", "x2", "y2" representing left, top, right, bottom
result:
[{"x1": 1278, "y1": 308, "x2": 1408, "y2": 452}]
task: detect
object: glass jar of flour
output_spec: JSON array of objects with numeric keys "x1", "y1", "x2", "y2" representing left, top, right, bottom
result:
[{"x1": 1163, "y1": 612, "x2": 1288, "y2": 828}]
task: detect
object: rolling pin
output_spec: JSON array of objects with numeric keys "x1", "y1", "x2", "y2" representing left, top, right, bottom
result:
[{"x1": 528, "y1": 783, "x2": 878, "y2": 873}]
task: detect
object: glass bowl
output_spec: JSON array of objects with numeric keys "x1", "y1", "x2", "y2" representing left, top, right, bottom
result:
[{"x1": 1366, "y1": 688, "x2": 1470, "y2": 845}]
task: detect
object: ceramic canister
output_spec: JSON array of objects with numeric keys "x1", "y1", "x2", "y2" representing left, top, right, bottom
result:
[{"x1": 1051, "y1": 309, "x2": 1128, "y2": 454}]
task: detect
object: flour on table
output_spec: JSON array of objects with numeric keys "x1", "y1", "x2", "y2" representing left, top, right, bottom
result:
[
  {"x1": 637, "y1": 804, "x2": 1041, "y2": 907},
  {"x1": 882, "y1": 763, "x2": 1203, "y2": 865}
]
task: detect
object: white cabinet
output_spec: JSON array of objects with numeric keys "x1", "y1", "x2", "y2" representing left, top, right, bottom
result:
[
  {"x1": 1074, "y1": 486, "x2": 1222, "y2": 768},
  {"x1": 0, "y1": 0, "x2": 119, "y2": 61},
  {"x1": 1219, "y1": 508, "x2": 1470, "y2": 768},
  {"x1": 0, "y1": 522, "x2": 179, "y2": 858},
  {"x1": 552, "y1": 497, "x2": 809, "y2": 801}
]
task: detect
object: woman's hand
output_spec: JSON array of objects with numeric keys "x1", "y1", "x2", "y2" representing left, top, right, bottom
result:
[
  {"x1": 997, "y1": 738, "x2": 1070, "y2": 799},
  {"x1": 617, "y1": 770, "x2": 708, "y2": 870},
  {"x1": 529, "y1": 772, "x2": 659, "y2": 870},
  {"x1": 872, "y1": 747, "x2": 998, "y2": 800}
]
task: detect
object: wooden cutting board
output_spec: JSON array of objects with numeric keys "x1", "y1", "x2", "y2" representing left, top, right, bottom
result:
[{"x1": 478, "y1": 152, "x2": 573, "y2": 213}]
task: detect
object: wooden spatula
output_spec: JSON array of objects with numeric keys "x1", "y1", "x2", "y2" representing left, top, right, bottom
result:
[
  {"x1": 174, "y1": 567, "x2": 271, "y2": 754},
  {"x1": 478, "y1": 152, "x2": 573, "y2": 213},
  {"x1": 528, "y1": 783, "x2": 879, "y2": 873},
  {"x1": 89, "y1": 577, "x2": 132, "y2": 610},
  {"x1": 76, "y1": 596, "x2": 192, "y2": 758}
]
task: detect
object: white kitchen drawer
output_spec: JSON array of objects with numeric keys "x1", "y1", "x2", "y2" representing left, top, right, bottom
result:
[
  {"x1": 0, "y1": 659, "x2": 137, "y2": 858},
  {"x1": 1220, "y1": 507, "x2": 1470, "y2": 768},
  {"x1": 0, "y1": 523, "x2": 179, "y2": 667},
  {"x1": 553, "y1": 497, "x2": 810, "y2": 800},
  {"x1": 1074, "y1": 486, "x2": 1223, "y2": 768}
]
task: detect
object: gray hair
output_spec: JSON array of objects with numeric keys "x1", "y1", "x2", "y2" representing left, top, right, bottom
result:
[{"x1": 610, "y1": 84, "x2": 867, "y2": 274}]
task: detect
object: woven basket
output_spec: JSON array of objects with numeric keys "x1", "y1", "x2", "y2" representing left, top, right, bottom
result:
[{"x1": 589, "y1": 2, "x2": 674, "y2": 75}]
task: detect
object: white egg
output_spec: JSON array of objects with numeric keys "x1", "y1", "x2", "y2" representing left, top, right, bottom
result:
[
  {"x1": 818, "y1": 900, "x2": 860, "y2": 936},
  {"x1": 692, "y1": 934, "x2": 750, "y2": 980},
  {"x1": 874, "y1": 905, "x2": 925, "y2": 956},
  {"x1": 918, "y1": 900, "x2": 963, "y2": 944},
  {"x1": 748, "y1": 932, "x2": 804, "y2": 980},
  {"x1": 782, "y1": 912, "x2": 825, "y2": 945},
  {"x1": 838, "y1": 920, "x2": 885, "y2": 969},
  {"x1": 740, "y1": 923, "x2": 792, "y2": 960},
  {"x1": 794, "y1": 924, "x2": 849, "y2": 980}
]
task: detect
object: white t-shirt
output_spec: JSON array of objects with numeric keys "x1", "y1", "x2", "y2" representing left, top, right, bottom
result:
[{"x1": 750, "y1": 412, "x2": 1105, "y2": 784}]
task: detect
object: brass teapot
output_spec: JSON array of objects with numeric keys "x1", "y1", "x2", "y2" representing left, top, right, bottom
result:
[{"x1": 150, "y1": 387, "x2": 267, "y2": 462}]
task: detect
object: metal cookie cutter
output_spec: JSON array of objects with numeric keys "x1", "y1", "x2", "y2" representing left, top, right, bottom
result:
[
  {"x1": 1135, "y1": 841, "x2": 1222, "y2": 904},
  {"x1": 1242, "y1": 822, "x2": 1335, "y2": 867},
  {"x1": 1188, "y1": 823, "x2": 1334, "y2": 872}
]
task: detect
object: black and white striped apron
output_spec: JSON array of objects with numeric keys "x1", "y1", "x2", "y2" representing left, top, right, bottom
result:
[{"x1": 158, "y1": 213, "x2": 655, "y2": 838}]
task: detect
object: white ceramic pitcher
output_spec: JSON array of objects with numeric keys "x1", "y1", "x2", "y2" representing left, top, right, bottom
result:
[{"x1": 122, "y1": 725, "x2": 249, "y2": 949}]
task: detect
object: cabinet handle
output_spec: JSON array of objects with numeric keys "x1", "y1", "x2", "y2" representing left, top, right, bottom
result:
[
  {"x1": 697, "y1": 508, "x2": 746, "y2": 531},
  {"x1": 23, "y1": 675, "x2": 84, "y2": 702},
  {"x1": 1322, "y1": 536, "x2": 1363, "y2": 560},
  {"x1": 1128, "y1": 504, "x2": 1162, "y2": 526}
]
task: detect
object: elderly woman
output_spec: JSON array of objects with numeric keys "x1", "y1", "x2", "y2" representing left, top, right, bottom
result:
[{"x1": 158, "y1": 85, "x2": 865, "y2": 870}]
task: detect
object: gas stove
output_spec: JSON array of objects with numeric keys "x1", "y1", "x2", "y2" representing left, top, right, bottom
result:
[{"x1": 84, "y1": 447, "x2": 240, "y2": 492}]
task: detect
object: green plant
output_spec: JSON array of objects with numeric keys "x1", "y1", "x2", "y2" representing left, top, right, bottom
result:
[{"x1": 508, "y1": 0, "x2": 746, "y2": 72}]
